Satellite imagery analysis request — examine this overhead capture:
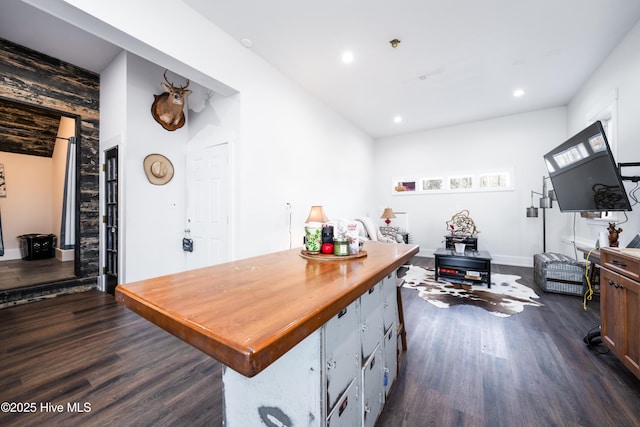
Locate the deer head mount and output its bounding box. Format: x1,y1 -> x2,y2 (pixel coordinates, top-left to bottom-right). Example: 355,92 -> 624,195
151,70 -> 192,131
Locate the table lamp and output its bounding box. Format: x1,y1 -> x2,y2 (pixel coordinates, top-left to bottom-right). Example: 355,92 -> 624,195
381,208 -> 396,225
304,206 -> 329,253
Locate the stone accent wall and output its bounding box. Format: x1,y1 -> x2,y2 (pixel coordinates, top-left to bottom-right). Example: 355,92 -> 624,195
0,37 -> 100,306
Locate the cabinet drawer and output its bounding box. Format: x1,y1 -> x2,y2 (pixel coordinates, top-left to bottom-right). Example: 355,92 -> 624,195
382,287 -> 397,333
361,304 -> 383,363
602,249 -> 640,281
327,379 -> 359,427
381,273 -> 396,299
362,345 -> 383,427
325,300 -> 360,414
383,326 -> 397,397
600,267 -> 622,352
437,255 -> 489,271
360,283 -> 381,318
361,283 -> 383,362
381,274 -> 397,332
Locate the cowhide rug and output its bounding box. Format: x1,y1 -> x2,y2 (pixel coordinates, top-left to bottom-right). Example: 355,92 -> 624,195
401,265 -> 543,317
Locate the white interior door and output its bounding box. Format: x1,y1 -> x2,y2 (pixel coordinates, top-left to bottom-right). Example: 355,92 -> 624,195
186,142 -> 229,269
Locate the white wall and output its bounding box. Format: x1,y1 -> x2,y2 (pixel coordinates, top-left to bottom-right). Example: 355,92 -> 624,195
564,20 -> 640,254
0,152 -> 53,259
89,2 -> 375,282
99,50 -> 127,280
374,108 -> 567,266
373,19 -> 640,266
46,0 -> 640,274
122,54 -> 190,281
232,72 -> 375,257
101,52 -> 225,283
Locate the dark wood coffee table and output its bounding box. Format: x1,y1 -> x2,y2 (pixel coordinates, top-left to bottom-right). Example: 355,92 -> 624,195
434,248 -> 492,288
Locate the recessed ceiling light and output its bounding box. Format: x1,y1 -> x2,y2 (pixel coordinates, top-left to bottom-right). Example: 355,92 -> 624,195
240,38 -> 253,48
342,51 -> 354,64
393,116 -> 403,123
513,88 -> 525,97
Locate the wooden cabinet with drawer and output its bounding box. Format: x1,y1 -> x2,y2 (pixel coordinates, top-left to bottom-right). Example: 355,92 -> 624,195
600,248 -> 640,379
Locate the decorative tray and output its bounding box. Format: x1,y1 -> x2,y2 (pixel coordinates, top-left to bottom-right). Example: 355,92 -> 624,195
299,249 -> 367,261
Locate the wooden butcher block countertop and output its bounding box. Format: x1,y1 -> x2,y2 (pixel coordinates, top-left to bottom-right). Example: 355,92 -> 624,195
115,241 -> 419,377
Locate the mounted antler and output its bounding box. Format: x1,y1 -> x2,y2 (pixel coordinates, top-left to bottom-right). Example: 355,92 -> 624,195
163,69 -> 190,91
151,70 -> 192,131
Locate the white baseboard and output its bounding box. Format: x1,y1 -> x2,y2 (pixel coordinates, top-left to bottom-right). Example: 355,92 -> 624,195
0,248 -> 22,261
56,248 -> 75,262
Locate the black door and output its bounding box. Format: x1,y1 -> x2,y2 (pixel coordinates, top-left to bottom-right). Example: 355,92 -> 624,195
104,147 -> 118,294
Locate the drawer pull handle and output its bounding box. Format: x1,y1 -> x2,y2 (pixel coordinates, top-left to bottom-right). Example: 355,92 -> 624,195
338,308 -> 347,319
611,260 -> 628,268
608,279 -> 622,289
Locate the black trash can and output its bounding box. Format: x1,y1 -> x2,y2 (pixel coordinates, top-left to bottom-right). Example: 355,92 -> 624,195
18,234 -> 56,260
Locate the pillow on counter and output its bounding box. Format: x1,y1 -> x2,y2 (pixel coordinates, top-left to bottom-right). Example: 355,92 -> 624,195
327,218 -> 368,240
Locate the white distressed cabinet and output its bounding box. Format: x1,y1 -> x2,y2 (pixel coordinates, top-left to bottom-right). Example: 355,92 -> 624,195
325,300 -> 360,417
222,270 -> 401,426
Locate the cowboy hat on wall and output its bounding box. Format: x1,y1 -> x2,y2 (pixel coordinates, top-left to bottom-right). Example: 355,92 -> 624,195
143,153 -> 174,185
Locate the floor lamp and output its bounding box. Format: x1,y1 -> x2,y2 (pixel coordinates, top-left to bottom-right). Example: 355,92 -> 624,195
526,176 -> 556,252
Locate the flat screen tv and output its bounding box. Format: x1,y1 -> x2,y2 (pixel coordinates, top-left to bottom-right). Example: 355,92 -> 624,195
543,121 -> 631,212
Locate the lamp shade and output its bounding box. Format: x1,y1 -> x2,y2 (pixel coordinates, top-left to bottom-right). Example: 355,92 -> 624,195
380,208 -> 396,220
526,206 -> 539,218
539,196 -> 552,209
305,206 -> 329,224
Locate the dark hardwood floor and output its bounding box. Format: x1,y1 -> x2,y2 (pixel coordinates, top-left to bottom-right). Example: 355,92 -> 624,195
0,258 -> 75,291
1,256 -> 639,426
379,258 -> 640,427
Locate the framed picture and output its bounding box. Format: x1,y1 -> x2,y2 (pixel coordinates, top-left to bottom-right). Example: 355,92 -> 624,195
0,163 -> 5,197
392,168 -> 513,195
449,175 -> 473,190
421,177 -> 444,191
392,179 -> 416,194
479,171 -> 510,189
